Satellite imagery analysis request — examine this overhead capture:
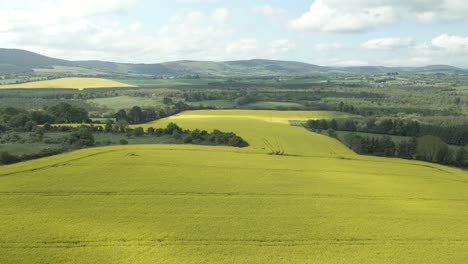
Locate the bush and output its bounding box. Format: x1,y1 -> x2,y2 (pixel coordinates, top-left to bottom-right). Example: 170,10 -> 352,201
0,152 -> 20,165
120,139 -> 129,145
67,127 -> 95,147
183,136 -> 193,143
134,127 -> 144,136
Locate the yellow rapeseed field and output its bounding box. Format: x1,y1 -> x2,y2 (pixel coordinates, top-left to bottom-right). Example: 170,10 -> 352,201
1,110 -> 467,263
0,77 -> 135,90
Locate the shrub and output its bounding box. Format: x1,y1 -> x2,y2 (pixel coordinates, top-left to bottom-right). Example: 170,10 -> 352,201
0,152 -> 20,165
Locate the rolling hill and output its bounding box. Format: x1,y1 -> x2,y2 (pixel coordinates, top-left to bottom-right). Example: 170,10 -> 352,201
0,48 -> 466,76
1,110 -> 467,263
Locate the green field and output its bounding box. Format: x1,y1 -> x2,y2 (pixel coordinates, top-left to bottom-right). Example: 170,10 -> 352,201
1,110 -> 468,263
245,101 -> 305,109
114,78 -> 220,87
185,99 -> 236,108
0,78 -> 135,90
88,96 -> 165,110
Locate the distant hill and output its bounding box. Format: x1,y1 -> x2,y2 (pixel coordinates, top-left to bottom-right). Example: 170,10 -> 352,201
0,49 -> 70,73
0,48 -> 465,76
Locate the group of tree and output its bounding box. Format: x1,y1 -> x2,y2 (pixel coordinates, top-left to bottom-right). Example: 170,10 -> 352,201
46,122 -> 248,148
145,123 -> 248,147
114,102 -> 192,124
333,101 -> 458,117
0,148 -> 64,165
306,118 -> 468,146
339,133 -> 466,167
1,122 -> 248,165
0,103 -> 90,132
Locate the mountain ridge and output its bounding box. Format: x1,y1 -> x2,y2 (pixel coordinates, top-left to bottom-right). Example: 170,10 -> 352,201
0,48 -> 465,76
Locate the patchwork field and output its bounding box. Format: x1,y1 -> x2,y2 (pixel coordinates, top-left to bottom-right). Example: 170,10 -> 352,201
0,77 -> 135,90
88,95 -> 165,110
1,110 -> 468,263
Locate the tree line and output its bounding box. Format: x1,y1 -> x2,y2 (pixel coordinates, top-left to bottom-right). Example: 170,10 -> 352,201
306,118 -> 468,146
0,103 -> 90,132
1,123 -> 248,165
342,134 -> 466,167
306,119 -> 467,167
113,102 -> 197,124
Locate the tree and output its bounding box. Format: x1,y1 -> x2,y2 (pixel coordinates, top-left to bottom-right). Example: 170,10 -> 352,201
166,122 -> 182,135
47,103 -> 88,123
105,121 -> 113,133
381,136 -> 396,157
163,97 -> 173,105
114,109 -> 128,122
329,119 -> 338,130
396,139 -> 416,159
415,136 -> 449,163
344,120 -> 357,131
113,120 -> 129,133
128,106 -> 143,124
67,127 -> 95,147
133,127 -> 144,136
345,134 -> 365,154
7,114 -> 31,129
0,152 -> 20,165
227,135 -> 248,147
327,129 -> 338,138
183,135 -> 193,143
455,147 -> 467,167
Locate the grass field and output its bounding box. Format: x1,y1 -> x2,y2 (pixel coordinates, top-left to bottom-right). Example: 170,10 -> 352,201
185,99 -> 236,108
1,110 -> 468,263
245,101 -> 305,109
0,78 -> 135,90
114,78 -> 220,87
88,96 -> 164,110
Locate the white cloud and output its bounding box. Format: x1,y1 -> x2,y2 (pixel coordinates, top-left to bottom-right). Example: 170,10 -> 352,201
290,0 -> 468,33
313,43 -> 342,51
254,5 -> 288,20
289,0 -> 398,33
175,0 -> 220,3
0,2 -> 298,63
380,35 -> 468,67
0,4 -> 246,63
330,59 -> 369,67
226,39 -> 259,59
269,39 -> 295,55
362,37 -> 416,50
431,34 -> 468,54
211,8 -> 230,22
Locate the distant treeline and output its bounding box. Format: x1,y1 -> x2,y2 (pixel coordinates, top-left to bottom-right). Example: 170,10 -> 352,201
0,103 -> 90,132
305,119 -> 467,167
0,101 -> 207,133
342,134 -> 466,167
306,118 -> 468,146
113,102 -> 193,124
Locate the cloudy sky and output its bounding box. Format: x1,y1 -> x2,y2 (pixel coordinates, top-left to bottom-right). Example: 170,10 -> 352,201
1,0 -> 468,67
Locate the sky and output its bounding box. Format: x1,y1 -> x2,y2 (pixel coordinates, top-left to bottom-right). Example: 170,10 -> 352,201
1,0 -> 468,67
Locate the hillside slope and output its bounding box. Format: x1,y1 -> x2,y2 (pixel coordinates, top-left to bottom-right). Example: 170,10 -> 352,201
1,110 -> 467,263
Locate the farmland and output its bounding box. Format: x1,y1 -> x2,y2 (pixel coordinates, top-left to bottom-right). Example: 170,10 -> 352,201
1,110 -> 467,263
0,77 -> 135,90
